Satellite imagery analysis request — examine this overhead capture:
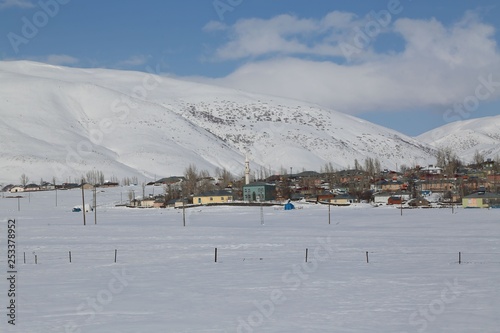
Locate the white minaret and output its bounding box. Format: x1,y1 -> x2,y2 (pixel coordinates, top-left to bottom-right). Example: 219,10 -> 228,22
245,155 -> 250,185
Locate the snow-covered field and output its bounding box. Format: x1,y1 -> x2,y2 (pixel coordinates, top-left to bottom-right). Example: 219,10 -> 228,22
1,187 -> 500,333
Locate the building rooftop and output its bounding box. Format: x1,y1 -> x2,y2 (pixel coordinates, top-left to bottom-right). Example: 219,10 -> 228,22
195,190 -> 233,197
464,192 -> 500,199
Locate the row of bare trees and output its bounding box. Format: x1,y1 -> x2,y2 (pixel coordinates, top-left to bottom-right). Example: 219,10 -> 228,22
180,164 -> 235,197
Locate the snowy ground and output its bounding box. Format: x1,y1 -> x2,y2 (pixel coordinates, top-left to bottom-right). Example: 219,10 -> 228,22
1,187 -> 500,333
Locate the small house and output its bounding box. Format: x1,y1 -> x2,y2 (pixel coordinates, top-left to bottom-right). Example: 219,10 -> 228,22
373,191 -> 410,205
40,182 -> 56,191
101,181 -> 119,188
166,199 -> 188,208
193,190 -> 233,205
381,180 -> 405,192
316,192 -> 335,203
388,196 -> 403,205
330,194 -> 356,206
373,192 -> 392,204
24,184 -> 40,192
462,192 -> 500,208
81,183 -> 95,190
153,197 -> 166,208
61,183 -> 80,190
9,186 -> 24,193
2,184 -> 14,192
140,198 -> 156,208
420,165 -> 443,175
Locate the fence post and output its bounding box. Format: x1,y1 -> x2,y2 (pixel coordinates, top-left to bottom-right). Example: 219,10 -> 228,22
69,251 -> 72,263
114,249 -> 117,263
305,248 -> 308,263
23,252 -> 26,264
459,252 -> 461,264
366,251 -> 369,264
35,255 -> 38,265
215,248 -> 218,263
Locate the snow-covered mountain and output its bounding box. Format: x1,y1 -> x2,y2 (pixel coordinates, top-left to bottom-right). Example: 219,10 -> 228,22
417,115 -> 500,163
0,61 -> 435,184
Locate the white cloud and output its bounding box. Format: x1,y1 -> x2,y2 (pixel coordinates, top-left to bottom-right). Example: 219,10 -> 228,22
205,11 -> 382,61
44,54 -> 79,66
0,0 -> 34,9
203,20 -> 227,32
5,54 -> 80,66
202,11 -> 500,114
117,55 -> 150,67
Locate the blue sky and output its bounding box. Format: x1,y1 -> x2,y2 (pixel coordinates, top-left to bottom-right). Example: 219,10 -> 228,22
1,0 -> 500,136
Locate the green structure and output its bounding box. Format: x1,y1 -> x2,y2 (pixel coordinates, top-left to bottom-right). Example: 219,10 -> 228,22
462,192 -> 500,208
243,182 -> 276,202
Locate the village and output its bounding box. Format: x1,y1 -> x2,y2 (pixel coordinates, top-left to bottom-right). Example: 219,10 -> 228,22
2,153 -> 500,210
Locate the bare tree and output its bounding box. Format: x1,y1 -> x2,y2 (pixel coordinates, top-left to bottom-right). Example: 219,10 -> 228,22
473,150 -> 485,167
322,162 -> 336,190
354,159 -> 361,171
182,164 -> 199,196
399,164 -> 410,175
86,170 -> 105,185
436,147 -> 462,176
198,169 -> 215,194
374,158 -> 381,175
20,173 -> 29,186
322,162 -> 335,174
494,155 -> 500,173
216,168 -> 233,189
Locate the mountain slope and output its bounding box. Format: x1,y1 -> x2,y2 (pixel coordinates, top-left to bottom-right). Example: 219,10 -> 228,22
0,61 -> 435,184
417,115 -> 500,162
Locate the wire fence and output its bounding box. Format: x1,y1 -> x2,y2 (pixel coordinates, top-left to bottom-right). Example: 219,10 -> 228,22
2,248 -> 500,266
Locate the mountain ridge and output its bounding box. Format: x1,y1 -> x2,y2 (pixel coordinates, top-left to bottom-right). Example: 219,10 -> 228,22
0,60 -> 438,184
417,115 -> 500,162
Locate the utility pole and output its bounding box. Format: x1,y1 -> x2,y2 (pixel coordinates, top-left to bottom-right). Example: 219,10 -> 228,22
328,203 -> 331,225
94,186 -> 97,225
182,199 -> 186,227
53,177 -> 57,207
81,181 -> 86,226
400,194 -> 403,216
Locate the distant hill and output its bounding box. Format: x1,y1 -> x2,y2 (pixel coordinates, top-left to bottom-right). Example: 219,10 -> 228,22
0,61 -> 436,183
417,115 -> 500,163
